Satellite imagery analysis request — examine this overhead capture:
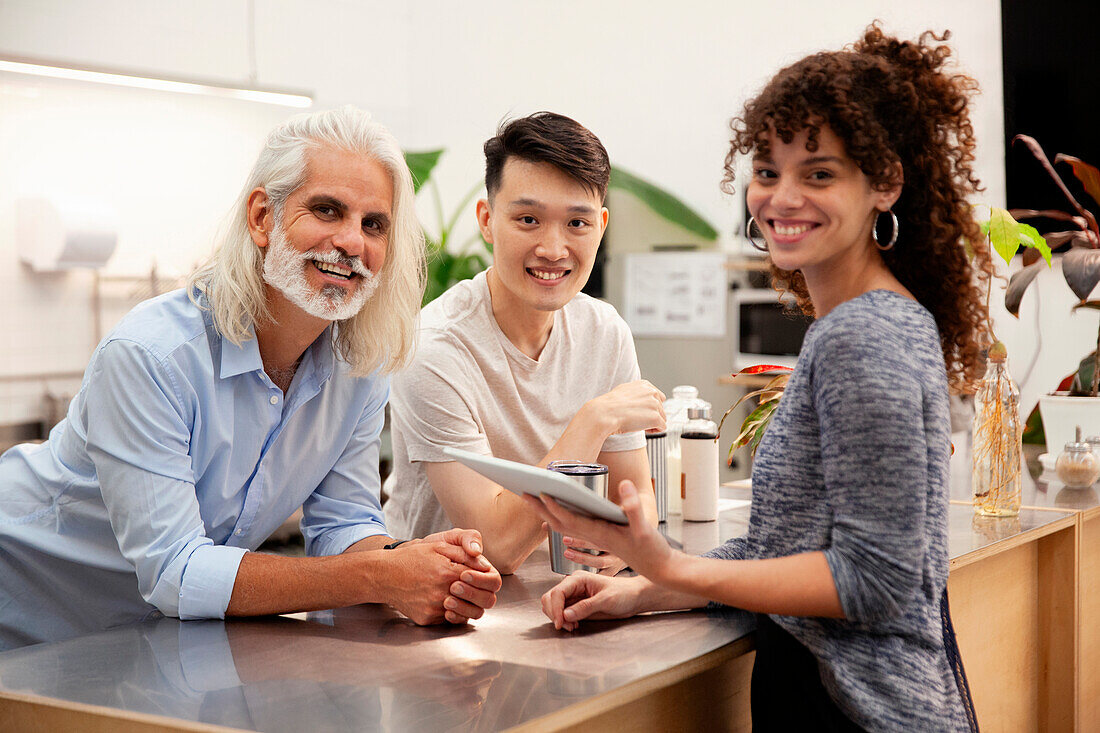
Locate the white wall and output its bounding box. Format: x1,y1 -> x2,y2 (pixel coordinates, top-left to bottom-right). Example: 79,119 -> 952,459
3,0 -> 1067,428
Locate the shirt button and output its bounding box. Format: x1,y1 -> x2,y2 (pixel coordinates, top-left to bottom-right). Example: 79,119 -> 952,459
235,529 -> 242,535
270,395 -> 279,405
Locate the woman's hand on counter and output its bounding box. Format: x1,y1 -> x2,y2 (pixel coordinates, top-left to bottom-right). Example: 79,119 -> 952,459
525,479 -> 676,584
542,573 -> 647,630
541,572 -> 707,631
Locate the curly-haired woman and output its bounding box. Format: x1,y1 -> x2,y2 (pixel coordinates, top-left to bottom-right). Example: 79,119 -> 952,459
526,24 -> 993,732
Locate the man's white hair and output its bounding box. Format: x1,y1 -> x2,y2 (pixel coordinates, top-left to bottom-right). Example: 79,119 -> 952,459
188,105 -> 424,376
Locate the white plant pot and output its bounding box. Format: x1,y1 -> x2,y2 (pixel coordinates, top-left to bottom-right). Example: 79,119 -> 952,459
1039,392 -> 1100,454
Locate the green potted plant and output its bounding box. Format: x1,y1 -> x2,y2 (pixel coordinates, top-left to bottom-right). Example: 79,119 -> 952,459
991,135 -> 1100,455
404,150 -> 491,306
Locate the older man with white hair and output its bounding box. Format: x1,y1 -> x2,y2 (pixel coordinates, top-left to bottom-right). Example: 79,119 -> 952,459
0,107 -> 500,650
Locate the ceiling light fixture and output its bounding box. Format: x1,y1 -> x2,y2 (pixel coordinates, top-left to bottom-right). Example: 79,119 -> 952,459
0,56 -> 313,108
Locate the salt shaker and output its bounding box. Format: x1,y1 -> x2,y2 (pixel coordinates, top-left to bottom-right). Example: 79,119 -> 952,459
1055,426 -> 1100,488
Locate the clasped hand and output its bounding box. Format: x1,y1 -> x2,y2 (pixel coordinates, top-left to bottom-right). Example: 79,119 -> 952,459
391,528 -> 502,625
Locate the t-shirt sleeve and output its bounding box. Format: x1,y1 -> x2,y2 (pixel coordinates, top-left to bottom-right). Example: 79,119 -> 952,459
813,323 -> 930,623
389,332 -> 491,463
599,316 -> 647,453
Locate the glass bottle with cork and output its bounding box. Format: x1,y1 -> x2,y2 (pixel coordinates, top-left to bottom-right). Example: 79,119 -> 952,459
971,341 -> 1022,516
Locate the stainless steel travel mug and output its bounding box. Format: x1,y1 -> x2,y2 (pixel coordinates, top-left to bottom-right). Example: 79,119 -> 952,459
546,461 -> 609,574
646,431 -> 667,523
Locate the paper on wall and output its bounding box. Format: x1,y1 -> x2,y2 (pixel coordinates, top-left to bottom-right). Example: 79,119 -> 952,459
623,251 -> 727,338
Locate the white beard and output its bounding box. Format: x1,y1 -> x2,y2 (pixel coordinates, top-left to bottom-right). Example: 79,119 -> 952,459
262,222 -> 380,322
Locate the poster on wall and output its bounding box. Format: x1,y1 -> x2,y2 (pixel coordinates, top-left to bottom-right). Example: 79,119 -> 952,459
623,251 -> 726,338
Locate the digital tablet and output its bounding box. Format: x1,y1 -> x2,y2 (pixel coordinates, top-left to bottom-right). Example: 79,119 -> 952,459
442,447 -> 628,524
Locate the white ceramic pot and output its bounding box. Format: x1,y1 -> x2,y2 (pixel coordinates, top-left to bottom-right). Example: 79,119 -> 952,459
1039,392 -> 1100,455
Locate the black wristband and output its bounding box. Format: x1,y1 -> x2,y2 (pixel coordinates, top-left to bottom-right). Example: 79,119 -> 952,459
383,539 -> 409,550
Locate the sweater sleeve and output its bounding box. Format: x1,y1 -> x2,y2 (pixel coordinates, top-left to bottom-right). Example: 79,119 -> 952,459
813,323 -> 929,623
702,536 -> 748,560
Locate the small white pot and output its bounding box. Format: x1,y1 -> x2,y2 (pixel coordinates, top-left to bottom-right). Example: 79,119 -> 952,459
1039,392 -> 1100,454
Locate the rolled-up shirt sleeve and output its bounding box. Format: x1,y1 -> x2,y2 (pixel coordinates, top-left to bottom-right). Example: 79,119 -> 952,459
813,326 -> 927,623
301,374 -> 391,556
82,340 -> 246,620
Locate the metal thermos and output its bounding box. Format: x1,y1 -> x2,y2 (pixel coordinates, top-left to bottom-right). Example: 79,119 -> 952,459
546,461 -> 609,574
646,431 -> 668,522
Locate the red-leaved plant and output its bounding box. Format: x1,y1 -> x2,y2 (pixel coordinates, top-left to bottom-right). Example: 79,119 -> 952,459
718,364 -> 794,466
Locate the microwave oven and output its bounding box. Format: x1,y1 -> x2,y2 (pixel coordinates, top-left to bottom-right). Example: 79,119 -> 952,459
731,288 -> 813,370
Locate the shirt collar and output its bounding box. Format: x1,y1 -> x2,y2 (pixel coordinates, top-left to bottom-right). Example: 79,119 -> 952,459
219,325 -> 264,379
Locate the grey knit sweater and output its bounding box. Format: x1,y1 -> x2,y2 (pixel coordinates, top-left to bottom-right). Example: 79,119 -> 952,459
706,290 -> 968,731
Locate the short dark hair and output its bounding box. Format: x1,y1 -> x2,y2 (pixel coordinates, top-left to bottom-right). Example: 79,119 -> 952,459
484,112 -> 611,202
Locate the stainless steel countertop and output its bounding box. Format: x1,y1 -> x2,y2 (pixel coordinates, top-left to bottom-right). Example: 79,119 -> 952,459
0,485 -> 1075,732
0,513 -> 754,733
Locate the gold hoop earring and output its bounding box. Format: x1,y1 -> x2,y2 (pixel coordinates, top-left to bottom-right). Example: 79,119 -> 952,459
745,217 -> 768,252
873,210 -> 899,251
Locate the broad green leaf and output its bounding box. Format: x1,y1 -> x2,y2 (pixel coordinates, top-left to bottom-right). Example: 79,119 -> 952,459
1016,223 -> 1053,265
609,165 -> 718,240
987,206 -> 1020,265
404,149 -> 444,194
979,220 -> 990,237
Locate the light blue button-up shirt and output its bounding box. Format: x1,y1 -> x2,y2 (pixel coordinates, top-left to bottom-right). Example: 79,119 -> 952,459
0,289 -> 389,648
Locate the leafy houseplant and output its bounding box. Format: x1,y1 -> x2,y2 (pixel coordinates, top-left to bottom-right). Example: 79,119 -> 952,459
404,150 -> 491,306
403,150 -> 720,306
982,135 -> 1100,455
994,135 -> 1100,396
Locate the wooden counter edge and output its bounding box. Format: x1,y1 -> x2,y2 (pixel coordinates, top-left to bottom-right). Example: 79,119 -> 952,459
947,505 -> 1077,572
505,634 -> 756,733
0,688 -> 248,733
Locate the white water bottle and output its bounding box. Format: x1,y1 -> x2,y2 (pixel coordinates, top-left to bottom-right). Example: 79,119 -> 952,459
681,405 -> 718,522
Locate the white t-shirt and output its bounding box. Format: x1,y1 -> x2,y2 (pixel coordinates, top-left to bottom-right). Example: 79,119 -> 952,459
383,270 -> 645,539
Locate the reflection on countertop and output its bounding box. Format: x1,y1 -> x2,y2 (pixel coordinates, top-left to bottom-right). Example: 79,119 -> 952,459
0,527 -> 753,733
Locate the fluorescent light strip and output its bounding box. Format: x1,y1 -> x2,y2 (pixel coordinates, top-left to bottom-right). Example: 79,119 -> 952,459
0,59 -> 312,108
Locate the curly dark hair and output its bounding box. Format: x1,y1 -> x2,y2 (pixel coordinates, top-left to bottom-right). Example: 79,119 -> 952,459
723,23 -> 994,392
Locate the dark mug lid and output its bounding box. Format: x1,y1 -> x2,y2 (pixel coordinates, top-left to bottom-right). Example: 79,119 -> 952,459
547,460 -> 608,476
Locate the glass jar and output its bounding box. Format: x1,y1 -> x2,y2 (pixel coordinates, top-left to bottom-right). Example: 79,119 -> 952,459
971,345 -> 1022,516
1055,428 -> 1100,488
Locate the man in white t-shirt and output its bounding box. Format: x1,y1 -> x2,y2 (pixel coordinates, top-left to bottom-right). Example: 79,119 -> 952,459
384,112 -> 665,574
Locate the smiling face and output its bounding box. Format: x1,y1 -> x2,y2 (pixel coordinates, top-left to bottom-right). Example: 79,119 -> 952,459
477,157 -> 608,317
746,126 -> 898,279
253,146 -> 393,324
